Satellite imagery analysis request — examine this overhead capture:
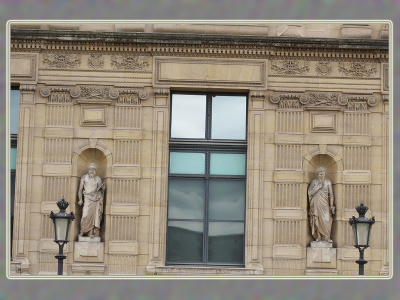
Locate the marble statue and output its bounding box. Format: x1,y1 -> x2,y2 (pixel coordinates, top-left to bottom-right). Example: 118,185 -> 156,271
307,167 -> 335,242
78,163 -> 105,238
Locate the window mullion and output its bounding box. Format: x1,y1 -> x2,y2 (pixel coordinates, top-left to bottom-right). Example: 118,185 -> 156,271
206,93 -> 212,140
203,150 -> 210,263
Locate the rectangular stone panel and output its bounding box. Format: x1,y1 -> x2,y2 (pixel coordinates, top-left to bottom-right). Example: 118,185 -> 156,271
112,166 -> 140,177
80,106 -> 107,126
43,164 -> 72,176
109,241 -> 138,255
274,170 -> 303,182
273,245 -> 302,259
73,241 -> 105,263
110,204 -> 139,216
310,113 -> 337,132
155,58 -> 266,87
11,53 -> 38,82
273,208 -> 302,219
343,171 -> 371,183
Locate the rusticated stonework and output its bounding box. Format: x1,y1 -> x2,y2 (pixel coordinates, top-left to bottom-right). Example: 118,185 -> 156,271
43,53 -> 81,68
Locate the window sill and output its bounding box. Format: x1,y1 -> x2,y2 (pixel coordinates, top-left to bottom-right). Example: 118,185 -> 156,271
146,265 -> 263,276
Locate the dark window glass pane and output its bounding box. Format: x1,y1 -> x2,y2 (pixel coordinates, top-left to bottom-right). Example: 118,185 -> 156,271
10,148 -> 17,170
171,94 -> 206,139
208,222 -> 244,263
211,95 -> 246,140
209,180 -> 246,220
168,179 -> 205,219
170,152 -> 205,174
11,90 -> 20,135
210,153 -> 246,175
167,221 -> 203,262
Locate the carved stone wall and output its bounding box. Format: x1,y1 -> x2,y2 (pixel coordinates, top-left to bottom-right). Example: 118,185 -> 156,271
9,23 -> 390,277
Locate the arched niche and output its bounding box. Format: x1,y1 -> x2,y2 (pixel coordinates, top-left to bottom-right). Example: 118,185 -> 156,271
304,151 -> 343,247
72,145 -> 110,242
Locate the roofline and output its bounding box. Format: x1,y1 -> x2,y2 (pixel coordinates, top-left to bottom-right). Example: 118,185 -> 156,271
10,29 -> 389,50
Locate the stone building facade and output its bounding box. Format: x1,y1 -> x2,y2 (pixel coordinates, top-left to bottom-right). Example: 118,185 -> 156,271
8,22 -> 390,277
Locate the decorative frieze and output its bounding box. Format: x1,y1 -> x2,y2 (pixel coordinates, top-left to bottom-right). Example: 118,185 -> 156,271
382,63 -> 389,91
315,61 -> 333,76
111,55 -> 150,70
87,54 -> 105,69
338,62 -> 377,77
80,86 -> 110,100
271,60 -> 310,75
270,93 -> 309,106
40,86 -> 80,102
42,53 -> 81,68
308,92 -> 339,108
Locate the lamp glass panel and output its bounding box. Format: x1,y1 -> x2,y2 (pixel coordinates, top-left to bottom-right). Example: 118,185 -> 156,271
54,218 -> 69,241
356,222 -> 370,246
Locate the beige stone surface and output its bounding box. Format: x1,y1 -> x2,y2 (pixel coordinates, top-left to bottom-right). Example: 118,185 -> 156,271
9,22 -> 390,277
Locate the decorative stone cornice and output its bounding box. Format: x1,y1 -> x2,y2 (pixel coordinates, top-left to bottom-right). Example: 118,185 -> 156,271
20,85 -> 37,92
153,88 -> 170,96
11,29 -> 389,50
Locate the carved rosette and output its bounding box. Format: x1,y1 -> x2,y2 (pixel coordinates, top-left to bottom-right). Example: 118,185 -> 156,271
87,54 -> 105,69
109,88 -> 120,100
111,55 -> 150,70
271,60 -> 310,75
338,62 -> 377,77
70,87 -> 81,98
315,62 -> 333,76
43,53 -> 81,68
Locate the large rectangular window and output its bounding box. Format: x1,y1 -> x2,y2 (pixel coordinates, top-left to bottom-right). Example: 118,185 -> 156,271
166,92 -> 247,266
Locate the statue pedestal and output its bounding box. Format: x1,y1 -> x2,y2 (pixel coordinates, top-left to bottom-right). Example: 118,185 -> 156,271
305,241 -> 338,275
74,236 -> 104,263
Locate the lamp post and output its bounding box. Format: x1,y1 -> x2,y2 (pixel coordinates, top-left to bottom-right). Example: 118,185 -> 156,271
349,202 -> 375,275
49,196 -> 75,275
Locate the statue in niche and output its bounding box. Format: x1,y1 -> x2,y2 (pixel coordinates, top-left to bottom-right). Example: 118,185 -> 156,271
78,163 -> 105,238
307,167 -> 335,242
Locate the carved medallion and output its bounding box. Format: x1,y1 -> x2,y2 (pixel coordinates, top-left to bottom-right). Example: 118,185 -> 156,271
80,86 -> 110,99
338,62 -> 377,77
315,62 -> 332,76
111,55 -> 150,70
43,53 -> 81,68
88,54 -> 105,69
271,60 -> 309,75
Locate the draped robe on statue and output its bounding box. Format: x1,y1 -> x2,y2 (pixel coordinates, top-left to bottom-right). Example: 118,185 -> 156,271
308,179 -> 332,240
80,174 -> 104,236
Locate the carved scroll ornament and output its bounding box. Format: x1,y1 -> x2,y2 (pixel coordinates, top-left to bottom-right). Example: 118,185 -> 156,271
43,53 -> 81,68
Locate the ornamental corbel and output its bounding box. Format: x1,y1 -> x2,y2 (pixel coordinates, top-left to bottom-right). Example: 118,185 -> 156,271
20,85 -> 37,92
250,91 -> 267,100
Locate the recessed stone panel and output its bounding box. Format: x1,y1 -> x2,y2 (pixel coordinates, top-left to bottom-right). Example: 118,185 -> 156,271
273,245 -> 302,259
11,53 -> 38,82
310,113 -> 337,132
112,166 -> 140,177
155,58 -> 266,87
80,106 -> 107,126
109,241 -> 138,255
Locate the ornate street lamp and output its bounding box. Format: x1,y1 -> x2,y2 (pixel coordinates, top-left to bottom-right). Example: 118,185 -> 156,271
349,202 -> 375,275
49,196 -> 75,275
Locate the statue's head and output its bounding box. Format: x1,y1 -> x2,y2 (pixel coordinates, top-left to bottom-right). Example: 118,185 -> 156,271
317,167 -> 325,180
88,163 -> 97,177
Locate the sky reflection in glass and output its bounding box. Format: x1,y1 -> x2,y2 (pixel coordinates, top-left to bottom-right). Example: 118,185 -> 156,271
171,94 -> 206,139
211,95 -> 246,140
